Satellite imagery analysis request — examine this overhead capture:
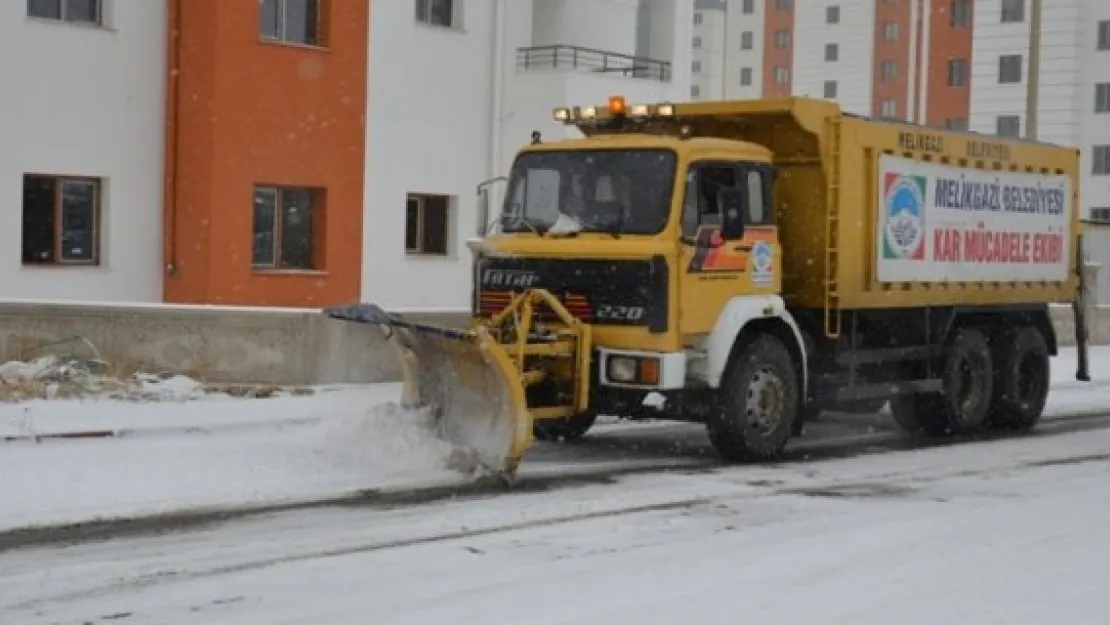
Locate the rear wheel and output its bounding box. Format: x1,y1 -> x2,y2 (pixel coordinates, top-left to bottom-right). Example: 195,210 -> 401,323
989,325 -> 1050,431
890,325 -> 994,436
706,334 -> 799,462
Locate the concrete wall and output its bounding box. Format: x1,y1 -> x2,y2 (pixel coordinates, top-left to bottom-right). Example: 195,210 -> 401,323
0,301 -> 1104,387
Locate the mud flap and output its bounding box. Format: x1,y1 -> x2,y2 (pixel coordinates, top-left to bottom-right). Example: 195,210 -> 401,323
324,304 -> 533,480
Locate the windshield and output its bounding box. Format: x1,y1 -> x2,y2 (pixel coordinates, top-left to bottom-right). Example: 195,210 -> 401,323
499,149 -> 676,236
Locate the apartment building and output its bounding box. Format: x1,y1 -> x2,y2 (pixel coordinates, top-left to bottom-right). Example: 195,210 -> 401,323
691,0 -> 1110,235
1,0 -> 692,310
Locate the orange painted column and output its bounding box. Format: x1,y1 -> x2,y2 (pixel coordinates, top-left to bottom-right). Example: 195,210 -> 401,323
163,0 -> 369,307
761,0 -> 795,97
924,0 -> 973,128
872,0 -> 913,119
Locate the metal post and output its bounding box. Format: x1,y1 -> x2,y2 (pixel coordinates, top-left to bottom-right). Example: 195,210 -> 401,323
1025,0 -> 1042,140
1074,233 -> 1091,382
720,0 -> 730,98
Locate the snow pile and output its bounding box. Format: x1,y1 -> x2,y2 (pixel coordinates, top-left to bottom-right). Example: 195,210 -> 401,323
316,401 -> 475,479
0,355 -> 306,404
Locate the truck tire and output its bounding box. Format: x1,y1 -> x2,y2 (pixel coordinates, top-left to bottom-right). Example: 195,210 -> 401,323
533,412 -> 597,442
706,334 -> 799,462
889,326 -> 994,436
988,325 -> 1050,431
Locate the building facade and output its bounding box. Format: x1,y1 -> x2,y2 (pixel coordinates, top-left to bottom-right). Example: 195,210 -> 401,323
691,0 -> 1110,227
2,0 -> 692,310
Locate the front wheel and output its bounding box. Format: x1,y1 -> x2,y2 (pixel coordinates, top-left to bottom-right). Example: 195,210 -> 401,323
706,334 -> 800,462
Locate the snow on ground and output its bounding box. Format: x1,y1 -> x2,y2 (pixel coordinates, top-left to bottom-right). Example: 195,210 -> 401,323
2,347 -> 1110,534
2,423 -> 1109,624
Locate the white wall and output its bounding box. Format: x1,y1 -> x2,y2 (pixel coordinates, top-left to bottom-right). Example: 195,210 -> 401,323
691,4 -> 727,100
1035,0 -> 1084,148
532,0 -> 640,57
0,1 -> 165,302
691,0 -> 764,101
362,0 -> 496,311
792,0 -> 874,116
1080,3 -> 1110,219
969,0 -> 1029,136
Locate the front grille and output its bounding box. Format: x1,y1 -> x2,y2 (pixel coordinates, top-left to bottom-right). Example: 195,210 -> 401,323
478,291 -> 594,322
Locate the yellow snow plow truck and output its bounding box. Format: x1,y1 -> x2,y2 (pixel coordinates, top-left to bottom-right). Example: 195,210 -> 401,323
326,95 -> 1091,480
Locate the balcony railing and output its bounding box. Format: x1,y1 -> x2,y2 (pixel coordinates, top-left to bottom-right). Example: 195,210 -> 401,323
516,45 -> 671,82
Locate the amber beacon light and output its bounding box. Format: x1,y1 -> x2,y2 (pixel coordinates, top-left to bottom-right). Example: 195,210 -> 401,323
608,95 -> 627,116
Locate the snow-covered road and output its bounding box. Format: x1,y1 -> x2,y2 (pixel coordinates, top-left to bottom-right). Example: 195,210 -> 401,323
3,347 -> 1110,623
4,422 -> 1109,624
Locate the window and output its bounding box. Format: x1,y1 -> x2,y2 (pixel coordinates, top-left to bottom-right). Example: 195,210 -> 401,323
22,174 -> 100,266
694,12 -> 703,25
1098,83 -> 1110,113
946,118 -> 969,131
1090,207 -> 1110,223
693,36 -> 702,48
948,58 -> 968,86
825,43 -> 838,61
260,0 -> 321,46
742,0 -> 755,13
27,0 -> 101,24
504,151 -> 676,236
883,22 -> 898,41
774,66 -> 790,84
406,193 -> 452,255
1095,146 -> 1110,175
774,29 -> 791,48
824,80 -> 837,98
776,0 -> 793,10
691,85 -> 701,98
950,0 -> 972,28
739,67 -> 753,85
999,54 -> 1022,83
882,60 -> 898,80
827,6 -> 840,23
1100,21 -> 1110,50
879,98 -> 897,119
415,0 -> 456,28
692,61 -> 702,73
996,115 -> 1021,137
252,185 -> 322,270
1001,0 -> 1024,23
741,31 -> 754,50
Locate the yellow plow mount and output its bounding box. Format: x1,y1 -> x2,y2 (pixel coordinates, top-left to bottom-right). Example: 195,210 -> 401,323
323,289 -> 593,481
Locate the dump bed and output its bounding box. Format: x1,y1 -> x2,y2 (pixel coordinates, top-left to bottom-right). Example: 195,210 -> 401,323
583,97 -> 1082,315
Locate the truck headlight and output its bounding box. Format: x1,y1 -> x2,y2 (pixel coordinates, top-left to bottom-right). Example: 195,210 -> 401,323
608,356 -> 638,382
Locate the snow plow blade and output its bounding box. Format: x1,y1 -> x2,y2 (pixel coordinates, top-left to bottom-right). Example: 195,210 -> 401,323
324,293 -> 594,481
324,303 -> 531,479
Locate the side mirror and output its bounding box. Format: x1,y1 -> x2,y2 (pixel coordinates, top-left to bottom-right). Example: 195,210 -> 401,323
475,176 -> 508,237
476,189 -> 491,237
718,188 -> 746,240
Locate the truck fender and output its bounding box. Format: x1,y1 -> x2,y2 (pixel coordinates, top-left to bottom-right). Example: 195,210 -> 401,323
703,295 -> 808,397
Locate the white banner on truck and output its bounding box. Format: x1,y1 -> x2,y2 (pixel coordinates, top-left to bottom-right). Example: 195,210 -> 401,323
876,154 -> 1071,283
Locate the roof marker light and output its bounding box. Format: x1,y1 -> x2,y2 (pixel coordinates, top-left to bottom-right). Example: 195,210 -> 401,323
608,95 -> 627,115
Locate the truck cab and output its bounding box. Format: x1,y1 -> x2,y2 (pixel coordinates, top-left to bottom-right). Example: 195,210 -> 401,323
472,96 -> 807,458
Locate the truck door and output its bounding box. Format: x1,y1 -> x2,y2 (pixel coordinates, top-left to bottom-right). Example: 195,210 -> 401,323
678,160 -> 779,335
